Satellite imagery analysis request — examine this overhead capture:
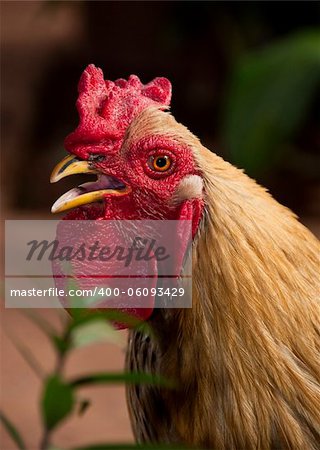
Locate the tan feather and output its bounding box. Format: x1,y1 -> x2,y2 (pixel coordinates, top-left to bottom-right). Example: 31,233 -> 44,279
126,108 -> 320,449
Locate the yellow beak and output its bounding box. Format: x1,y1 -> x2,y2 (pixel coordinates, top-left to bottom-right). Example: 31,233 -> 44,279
50,155 -> 131,214
50,155 -> 97,183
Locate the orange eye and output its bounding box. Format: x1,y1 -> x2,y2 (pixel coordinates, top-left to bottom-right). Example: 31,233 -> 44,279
149,155 -> 172,172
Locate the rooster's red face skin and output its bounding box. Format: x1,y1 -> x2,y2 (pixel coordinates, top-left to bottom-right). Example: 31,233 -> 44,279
52,64 -> 203,225
51,65 -> 204,325
82,135 -> 200,223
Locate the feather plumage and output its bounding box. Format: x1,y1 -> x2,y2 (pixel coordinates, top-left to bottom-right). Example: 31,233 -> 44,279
126,110 -> 320,450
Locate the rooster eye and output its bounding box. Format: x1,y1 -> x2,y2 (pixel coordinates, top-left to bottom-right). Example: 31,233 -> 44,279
148,155 -> 172,172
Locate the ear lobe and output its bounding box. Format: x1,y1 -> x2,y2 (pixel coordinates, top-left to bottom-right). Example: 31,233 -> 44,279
173,175 -> 203,203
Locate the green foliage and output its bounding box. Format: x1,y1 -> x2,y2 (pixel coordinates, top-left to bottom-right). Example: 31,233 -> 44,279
224,30 -> 320,175
0,412 -> 26,450
70,371 -> 175,389
2,307 -> 176,450
69,309 -> 154,338
42,375 -> 75,431
71,319 -> 121,348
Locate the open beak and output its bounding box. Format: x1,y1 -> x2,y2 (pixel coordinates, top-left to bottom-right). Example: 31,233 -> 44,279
50,155 -> 131,213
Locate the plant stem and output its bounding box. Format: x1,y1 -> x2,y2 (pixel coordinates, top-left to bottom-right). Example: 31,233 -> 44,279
39,429 -> 50,450
39,324 -> 71,449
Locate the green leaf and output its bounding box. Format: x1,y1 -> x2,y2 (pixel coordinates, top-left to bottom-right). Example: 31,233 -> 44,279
0,411 -> 26,450
71,319 -> 122,349
42,375 -> 75,431
63,278 -> 147,330
68,309 -> 154,337
223,30 -> 320,175
70,371 -> 175,389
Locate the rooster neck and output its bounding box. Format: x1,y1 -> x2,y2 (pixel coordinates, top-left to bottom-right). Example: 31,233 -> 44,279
126,149 -> 320,449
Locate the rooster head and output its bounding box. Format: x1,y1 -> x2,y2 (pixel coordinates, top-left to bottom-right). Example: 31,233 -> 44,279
51,65 -> 203,229
50,65 -> 204,324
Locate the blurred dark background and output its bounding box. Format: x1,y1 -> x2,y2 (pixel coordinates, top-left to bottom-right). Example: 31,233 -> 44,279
1,1 -> 320,218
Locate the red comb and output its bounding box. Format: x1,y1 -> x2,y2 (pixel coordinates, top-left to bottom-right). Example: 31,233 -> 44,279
64,64 -> 171,156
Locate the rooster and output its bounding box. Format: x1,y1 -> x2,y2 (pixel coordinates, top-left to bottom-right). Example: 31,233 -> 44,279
51,65 -> 320,450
